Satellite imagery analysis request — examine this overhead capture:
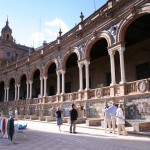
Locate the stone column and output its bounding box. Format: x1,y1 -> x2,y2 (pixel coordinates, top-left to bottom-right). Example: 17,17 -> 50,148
17,84 -> 20,100
15,85 -> 17,100
43,76 -> 47,97
26,81 -> 29,99
4,87 -> 7,101
56,71 -> 60,95
85,61 -> 90,90
40,77 -> 43,97
78,63 -> 83,91
118,47 -> 126,84
29,80 -> 33,99
108,50 -> 116,85
61,70 -> 66,94
7,87 -> 9,101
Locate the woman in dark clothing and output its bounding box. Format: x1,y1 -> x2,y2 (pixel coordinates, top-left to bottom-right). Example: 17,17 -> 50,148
70,104 -> 78,133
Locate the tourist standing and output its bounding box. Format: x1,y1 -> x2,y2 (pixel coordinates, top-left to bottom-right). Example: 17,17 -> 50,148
107,101 -> 117,134
8,116 -> 15,144
104,106 -> 111,133
116,103 -> 127,135
55,107 -> 63,132
70,104 -> 78,133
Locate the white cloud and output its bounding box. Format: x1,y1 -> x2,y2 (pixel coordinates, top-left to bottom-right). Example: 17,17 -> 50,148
31,18 -> 69,48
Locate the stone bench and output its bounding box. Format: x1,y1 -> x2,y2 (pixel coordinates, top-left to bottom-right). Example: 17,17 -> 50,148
133,122 -> 150,132
86,118 -> 103,126
30,115 -> 39,120
24,115 -> 30,119
66,118 -> 86,124
45,116 -> 56,122
39,116 -> 46,121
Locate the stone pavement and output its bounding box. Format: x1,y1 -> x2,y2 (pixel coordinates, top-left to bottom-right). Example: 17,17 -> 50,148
0,120 -> 150,150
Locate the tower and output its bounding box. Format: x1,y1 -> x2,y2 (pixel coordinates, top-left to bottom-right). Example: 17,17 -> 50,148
1,18 -> 13,42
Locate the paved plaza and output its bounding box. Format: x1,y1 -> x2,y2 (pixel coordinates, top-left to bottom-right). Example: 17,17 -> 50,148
0,120 -> 150,150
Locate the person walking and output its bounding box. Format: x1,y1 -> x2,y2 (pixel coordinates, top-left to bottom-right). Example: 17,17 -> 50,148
55,107 -> 63,132
116,103 -> 127,135
70,104 -> 78,134
107,101 -> 117,134
104,105 -> 111,133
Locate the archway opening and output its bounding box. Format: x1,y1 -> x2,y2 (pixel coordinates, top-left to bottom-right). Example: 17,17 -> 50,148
0,81 -> 4,102
20,74 -> 27,100
47,63 -> 57,96
9,78 -> 15,101
32,69 -> 40,98
124,14 -> 150,81
65,53 -> 78,93
89,38 -> 110,88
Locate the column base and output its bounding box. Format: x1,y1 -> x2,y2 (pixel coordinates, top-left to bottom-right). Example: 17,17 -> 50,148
110,82 -> 116,86
78,89 -> 83,92
119,80 -> 126,84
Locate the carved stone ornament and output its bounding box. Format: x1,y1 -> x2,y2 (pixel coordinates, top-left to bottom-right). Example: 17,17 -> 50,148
111,26 -> 117,36
95,88 -> 102,98
137,80 -> 147,93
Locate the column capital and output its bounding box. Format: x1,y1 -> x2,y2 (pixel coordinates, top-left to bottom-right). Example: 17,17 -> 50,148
60,69 -> 66,74
84,61 -> 90,66
40,77 -> 43,80
78,62 -> 84,68
29,80 -> 33,84
56,70 -> 61,75
117,46 -> 125,53
43,76 -> 48,80
108,50 -> 116,56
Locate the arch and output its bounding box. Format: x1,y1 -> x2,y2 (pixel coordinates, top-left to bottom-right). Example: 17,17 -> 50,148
85,30 -> 113,58
0,81 -> 5,102
117,4 -> 150,42
29,68 -> 41,80
9,78 -> 15,101
0,80 -> 5,87
61,47 -> 80,68
44,59 -> 58,76
18,73 -> 27,84
8,77 -> 15,86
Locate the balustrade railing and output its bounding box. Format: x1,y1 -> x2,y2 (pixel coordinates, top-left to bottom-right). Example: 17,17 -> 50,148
1,79 -> 150,112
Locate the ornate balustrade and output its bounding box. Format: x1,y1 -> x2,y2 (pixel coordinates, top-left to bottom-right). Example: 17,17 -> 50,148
0,79 -> 150,118
30,98 -> 40,104
125,79 -> 150,95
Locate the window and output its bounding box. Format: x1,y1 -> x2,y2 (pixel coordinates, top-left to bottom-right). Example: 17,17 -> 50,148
136,62 -> 150,80
7,52 -> 11,57
106,72 -> 111,86
16,53 -> 19,58
49,86 -> 55,96
65,82 -> 71,93
7,34 -> 9,40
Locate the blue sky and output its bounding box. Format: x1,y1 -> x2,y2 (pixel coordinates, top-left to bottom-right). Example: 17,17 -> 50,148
0,0 -> 107,48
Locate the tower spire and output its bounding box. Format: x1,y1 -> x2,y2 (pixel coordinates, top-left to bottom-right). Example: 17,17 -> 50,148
6,16 -> 9,26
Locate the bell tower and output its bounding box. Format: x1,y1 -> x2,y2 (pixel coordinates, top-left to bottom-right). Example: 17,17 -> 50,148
1,18 -> 13,42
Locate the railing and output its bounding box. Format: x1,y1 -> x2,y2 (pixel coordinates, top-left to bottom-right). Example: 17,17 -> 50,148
1,79 -> 150,114
125,79 -> 150,95
30,98 -> 40,104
